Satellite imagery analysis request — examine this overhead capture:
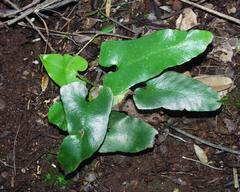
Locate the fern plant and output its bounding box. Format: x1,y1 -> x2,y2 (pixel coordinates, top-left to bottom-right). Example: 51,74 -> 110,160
40,29 -> 221,174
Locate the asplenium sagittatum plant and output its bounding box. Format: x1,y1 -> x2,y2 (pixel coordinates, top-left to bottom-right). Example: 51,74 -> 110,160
40,29 -> 221,174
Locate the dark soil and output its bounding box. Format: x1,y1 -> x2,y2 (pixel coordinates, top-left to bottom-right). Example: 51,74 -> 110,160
1,1 -> 240,192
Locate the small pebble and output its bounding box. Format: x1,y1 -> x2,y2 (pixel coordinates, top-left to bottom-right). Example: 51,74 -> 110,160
21,168 -> 26,174
1,171 -> 8,178
0,98 -> 5,111
32,60 -> 39,65
35,119 -> 44,125
0,131 -> 10,139
22,70 -> 29,76
82,183 -> 94,192
32,38 -> 41,43
85,172 -> 96,183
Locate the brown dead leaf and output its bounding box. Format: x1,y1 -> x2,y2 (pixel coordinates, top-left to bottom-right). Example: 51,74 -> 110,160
176,8 -> 198,30
73,35 -> 91,44
194,144 -> 208,165
41,74 -> 49,92
227,2 -> 237,14
183,71 -> 192,77
215,41 -> 233,63
194,75 -> 233,92
209,37 -> 239,62
82,18 -> 98,29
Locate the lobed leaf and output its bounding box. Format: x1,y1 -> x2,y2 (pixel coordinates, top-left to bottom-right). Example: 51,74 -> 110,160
99,29 -> 213,95
134,71 -> 221,111
48,103 -> 157,154
99,112 -> 158,153
40,54 -> 88,87
58,82 -> 113,173
48,101 -> 67,131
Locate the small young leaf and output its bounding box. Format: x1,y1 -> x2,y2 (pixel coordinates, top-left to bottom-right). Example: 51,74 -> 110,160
99,29 -> 213,95
134,71 -> 221,111
193,144 -> 209,164
58,135 -> 84,173
48,101 -> 67,131
58,82 -> 113,173
101,24 -> 115,33
99,112 -> 158,153
40,54 -> 88,87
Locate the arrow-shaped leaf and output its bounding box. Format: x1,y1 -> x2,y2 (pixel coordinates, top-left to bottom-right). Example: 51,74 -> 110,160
99,29 -> 213,95
48,101 -> 67,131
99,112 -> 158,153
40,54 -> 88,87
58,82 -> 113,173
134,71 -> 221,111
47,104 -> 157,154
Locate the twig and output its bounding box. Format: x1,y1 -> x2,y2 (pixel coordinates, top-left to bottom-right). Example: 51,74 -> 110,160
233,168 -> 239,189
4,0 -> 55,52
99,10 -> 137,34
77,74 -> 96,87
27,17 -> 55,52
53,30 -> 132,39
13,125 -> 20,175
18,22 -> 133,39
179,0 -> 240,25
168,132 -> 188,143
35,12 -> 50,53
76,34 -> 98,55
4,0 -> 59,25
182,156 -> 224,171
167,125 -> 240,155
4,0 -> 78,25
1,0 -> 41,18
46,0 -> 78,10
0,159 -> 14,169
11,124 -> 20,187
198,0 -> 207,4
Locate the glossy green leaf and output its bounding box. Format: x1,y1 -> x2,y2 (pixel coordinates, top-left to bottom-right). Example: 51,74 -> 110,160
99,112 -> 158,153
48,101 -> 67,131
134,71 -> 221,111
99,29 -> 213,95
58,82 -> 113,173
40,54 -> 88,87
101,24 -> 115,33
58,135 -> 85,174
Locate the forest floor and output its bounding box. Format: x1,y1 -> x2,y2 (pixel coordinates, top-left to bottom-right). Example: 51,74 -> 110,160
0,0 -> 240,191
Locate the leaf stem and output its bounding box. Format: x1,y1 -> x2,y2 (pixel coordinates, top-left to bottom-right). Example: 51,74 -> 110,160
77,74 -> 96,87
